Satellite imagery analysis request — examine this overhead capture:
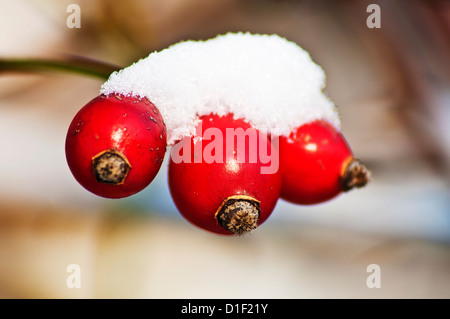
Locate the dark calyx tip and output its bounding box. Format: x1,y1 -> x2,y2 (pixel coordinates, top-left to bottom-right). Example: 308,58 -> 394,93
92,149 -> 131,185
216,195 -> 261,236
340,158 -> 371,192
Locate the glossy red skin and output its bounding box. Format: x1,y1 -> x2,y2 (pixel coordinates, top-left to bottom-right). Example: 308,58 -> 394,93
168,113 -> 281,235
65,94 -> 166,198
279,120 -> 353,205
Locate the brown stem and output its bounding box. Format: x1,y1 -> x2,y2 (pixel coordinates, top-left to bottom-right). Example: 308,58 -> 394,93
215,195 -> 261,235
339,158 -> 371,192
92,149 -> 131,185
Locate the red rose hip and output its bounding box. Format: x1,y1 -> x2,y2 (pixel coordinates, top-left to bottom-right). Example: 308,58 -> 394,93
168,113 -> 281,235
279,120 -> 370,205
65,94 -> 167,198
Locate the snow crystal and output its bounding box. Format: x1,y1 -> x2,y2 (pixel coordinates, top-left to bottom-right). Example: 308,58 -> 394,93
100,32 -> 340,145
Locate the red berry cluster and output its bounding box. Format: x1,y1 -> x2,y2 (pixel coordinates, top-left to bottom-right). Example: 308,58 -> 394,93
66,94 -> 370,236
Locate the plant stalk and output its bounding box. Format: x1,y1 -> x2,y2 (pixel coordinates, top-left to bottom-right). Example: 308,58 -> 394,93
0,56 -> 122,80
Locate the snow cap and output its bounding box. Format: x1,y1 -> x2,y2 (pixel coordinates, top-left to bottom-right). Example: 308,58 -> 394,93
101,32 -> 340,145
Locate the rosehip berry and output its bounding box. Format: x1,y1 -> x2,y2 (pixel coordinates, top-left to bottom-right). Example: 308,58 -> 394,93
279,120 -> 370,205
168,113 -> 281,235
65,94 -> 167,198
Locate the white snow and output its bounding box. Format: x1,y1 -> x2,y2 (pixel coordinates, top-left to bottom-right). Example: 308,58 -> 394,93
100,32 -> 340,145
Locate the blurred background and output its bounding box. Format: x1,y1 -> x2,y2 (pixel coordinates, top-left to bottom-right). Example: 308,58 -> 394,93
0,0 -> 449,298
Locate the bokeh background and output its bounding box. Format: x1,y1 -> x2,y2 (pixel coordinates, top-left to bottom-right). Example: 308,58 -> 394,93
0,0 -> 449,298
